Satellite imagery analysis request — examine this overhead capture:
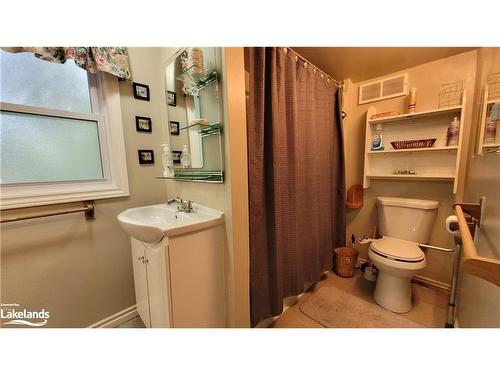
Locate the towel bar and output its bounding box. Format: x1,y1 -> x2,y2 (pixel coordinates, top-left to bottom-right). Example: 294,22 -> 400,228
0,201 -> 95,223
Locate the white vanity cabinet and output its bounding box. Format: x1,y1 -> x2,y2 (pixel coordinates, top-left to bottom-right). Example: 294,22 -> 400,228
130,224 -> 226,328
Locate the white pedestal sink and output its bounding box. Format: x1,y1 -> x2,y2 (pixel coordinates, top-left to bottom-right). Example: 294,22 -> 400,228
117,203 -> 225,327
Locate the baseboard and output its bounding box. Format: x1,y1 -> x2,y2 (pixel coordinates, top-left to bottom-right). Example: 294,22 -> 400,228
412,275 -> 451,295
358,257 -> 451,294
88,305 -> 138,328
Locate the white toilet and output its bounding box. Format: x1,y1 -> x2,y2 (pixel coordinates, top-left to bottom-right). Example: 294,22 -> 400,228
369,196 -> 438,313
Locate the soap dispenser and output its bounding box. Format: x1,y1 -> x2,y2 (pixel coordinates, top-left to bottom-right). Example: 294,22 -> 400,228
181,145 -> 192,169
160,144 -> 175,177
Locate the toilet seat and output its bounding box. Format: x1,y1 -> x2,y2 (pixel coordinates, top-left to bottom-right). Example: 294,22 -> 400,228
370,236 -> 424,262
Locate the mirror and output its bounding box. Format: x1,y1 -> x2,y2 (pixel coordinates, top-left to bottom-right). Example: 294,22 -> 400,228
475,72 -> 500,156
162,47 -> 224,182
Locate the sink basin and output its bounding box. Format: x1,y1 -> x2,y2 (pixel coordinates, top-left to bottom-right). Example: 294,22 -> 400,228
117,203 -> 224,243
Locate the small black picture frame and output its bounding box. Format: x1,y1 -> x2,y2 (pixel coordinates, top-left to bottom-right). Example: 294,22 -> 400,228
172,151 -> 182,164
169,121 -> 180,135
167,90 -> 176,106
138,150 -> 154,164
133,82 -> 150,101
135,116 -> 152,133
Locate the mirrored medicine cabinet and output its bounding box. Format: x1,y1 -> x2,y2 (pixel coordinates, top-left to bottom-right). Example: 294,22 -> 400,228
475,72 -> 500,157
159,47 -> 224,183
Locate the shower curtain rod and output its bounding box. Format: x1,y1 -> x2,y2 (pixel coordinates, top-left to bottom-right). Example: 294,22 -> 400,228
287,47 -> 343,88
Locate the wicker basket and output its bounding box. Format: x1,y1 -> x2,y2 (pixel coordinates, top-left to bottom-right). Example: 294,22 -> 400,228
390,138 -> 436,150
334,247 -> 359,278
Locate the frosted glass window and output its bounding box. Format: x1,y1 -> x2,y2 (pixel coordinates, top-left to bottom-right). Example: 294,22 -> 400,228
0,112 -> 103,183
0,50 -> 92,113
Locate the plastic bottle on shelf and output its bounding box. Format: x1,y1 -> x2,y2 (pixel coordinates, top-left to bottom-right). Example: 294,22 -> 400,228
485,117 -> 497,144
408,87 -> 417,113
160,144 -> 174,177
485,103 -> 500,144
371,124 -> 384,151
446,117 -> 460,146
181,145 -> 192,168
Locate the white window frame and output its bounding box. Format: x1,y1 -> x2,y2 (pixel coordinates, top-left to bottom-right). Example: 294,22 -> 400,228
0,70 -> 129,209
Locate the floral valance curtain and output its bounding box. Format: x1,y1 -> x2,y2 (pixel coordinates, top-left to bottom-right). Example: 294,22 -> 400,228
1,47 -> 131,79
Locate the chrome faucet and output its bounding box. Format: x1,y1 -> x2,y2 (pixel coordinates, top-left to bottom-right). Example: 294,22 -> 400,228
167,196 -> 194,213
167,196 -> 183,205
179,200 -> 193,213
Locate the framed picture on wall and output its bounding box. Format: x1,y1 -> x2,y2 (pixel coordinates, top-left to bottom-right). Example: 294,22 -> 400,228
133,82 -> 150,101
167,90 -> 176,106
169,121 -> 180,135
172,151 -> 182,164
135,116 -> 152,133
138,150 -> 154,164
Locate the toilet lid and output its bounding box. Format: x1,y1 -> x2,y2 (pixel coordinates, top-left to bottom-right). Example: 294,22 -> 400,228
370,236 -> 424,261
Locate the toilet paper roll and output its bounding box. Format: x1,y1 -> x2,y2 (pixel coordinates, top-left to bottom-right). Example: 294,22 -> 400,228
445,215 -> 459,234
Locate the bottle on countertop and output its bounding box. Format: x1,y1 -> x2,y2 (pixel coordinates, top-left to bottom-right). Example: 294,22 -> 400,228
446,117 -> 460,146
181,145 -> 192,168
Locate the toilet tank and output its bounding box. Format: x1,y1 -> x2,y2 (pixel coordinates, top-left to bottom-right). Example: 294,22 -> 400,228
377,196 -> 439,243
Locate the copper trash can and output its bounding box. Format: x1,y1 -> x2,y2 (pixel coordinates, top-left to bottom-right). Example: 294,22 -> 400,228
334,247 -> 359,277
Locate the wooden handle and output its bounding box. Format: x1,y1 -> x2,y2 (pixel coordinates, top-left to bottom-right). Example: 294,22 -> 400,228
455,205 -> 500,287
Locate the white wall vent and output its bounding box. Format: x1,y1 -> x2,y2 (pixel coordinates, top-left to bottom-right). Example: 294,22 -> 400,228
359,73 -> 408,104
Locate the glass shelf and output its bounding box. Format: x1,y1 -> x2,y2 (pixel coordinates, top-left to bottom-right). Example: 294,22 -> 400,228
179,122 -> 222,137
165,47 -> 224,184
156,170 -> 223,183
176,68 -> 218,94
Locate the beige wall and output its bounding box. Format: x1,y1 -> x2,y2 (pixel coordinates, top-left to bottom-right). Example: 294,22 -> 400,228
1,47 -> 249,328
223,48 -> 250,327
158,48 -> 231,216
343,50 -> 478,284
157,48 -> 250,327
458,47 -> 500,327
1,48 -> 169,327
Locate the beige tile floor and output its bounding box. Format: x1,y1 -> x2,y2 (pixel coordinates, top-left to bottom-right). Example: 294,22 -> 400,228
116,270 -> 448,328
272,270 -> 449,328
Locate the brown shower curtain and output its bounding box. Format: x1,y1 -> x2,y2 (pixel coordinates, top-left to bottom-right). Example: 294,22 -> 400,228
246,47 -> 345,326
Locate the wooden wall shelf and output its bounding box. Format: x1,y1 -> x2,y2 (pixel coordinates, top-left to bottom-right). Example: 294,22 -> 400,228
363,91 -> 467,194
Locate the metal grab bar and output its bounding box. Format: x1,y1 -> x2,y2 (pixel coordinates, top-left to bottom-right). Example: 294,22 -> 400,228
0,201 -> 95,223
454,200 -> 500,287
418,243 -> 455,252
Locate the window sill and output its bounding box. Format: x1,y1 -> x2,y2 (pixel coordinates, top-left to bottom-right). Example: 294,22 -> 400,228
0,181 -> 130,210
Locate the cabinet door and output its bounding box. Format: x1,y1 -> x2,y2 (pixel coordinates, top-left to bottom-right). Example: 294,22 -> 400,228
131,238 -> 151,328
168,225 -> 225,327
144,239 -> 171,328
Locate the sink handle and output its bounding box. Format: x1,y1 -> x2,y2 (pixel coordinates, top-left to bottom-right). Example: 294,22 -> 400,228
167,196 -> 184,205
